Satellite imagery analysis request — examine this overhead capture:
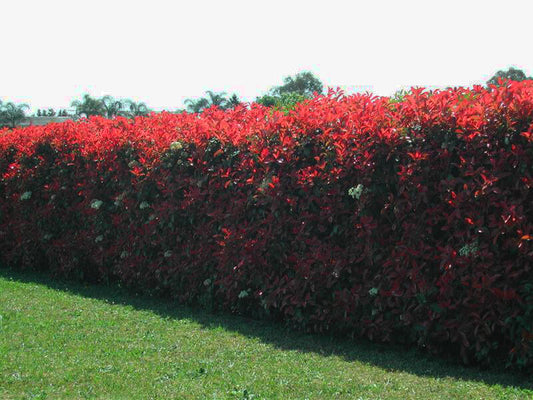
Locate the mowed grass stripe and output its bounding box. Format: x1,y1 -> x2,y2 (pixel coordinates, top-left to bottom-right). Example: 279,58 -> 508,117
0,270 -> 531,399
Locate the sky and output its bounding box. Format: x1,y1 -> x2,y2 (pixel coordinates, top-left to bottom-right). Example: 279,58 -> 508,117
2,0 -> 532,114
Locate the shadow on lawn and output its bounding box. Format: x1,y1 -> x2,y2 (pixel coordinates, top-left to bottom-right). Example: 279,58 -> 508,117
1,267 -> 531,391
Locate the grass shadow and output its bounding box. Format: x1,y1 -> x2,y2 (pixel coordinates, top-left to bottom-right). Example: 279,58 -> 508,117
1,267 -> 531,391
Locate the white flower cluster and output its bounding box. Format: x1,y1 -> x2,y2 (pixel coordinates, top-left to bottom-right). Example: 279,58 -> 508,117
20,191 -> 32,201
348,184 -> 365,200
90,199 -> 103,209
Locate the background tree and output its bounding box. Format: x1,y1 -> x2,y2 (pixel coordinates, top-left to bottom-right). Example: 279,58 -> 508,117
71,95 -> 152,118
205,91 -> 228,108
47,108 -> 56,117
123,100 -> 151,117
272,71 -> 323,97
255,94 -> 278,107
71,94 -> 106,117
184,97 -> 210,113
256,71 -> 323,109
101,96 -> 124,118
184,91 -> 240,113
0,102 -> 29,128
37,109 -> 42,117
487,67 -> 532,86
225,93 -> 241,109
256,92 -> 307,114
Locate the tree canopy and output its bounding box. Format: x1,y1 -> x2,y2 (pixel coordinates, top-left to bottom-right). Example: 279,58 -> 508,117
184,91 -> 241,113
256,92 -> 308,114
271,71 -> 323,97
0,101 -> 29,128
5,72 -> 323,122
256,71 -> 322,111
123,100 -> 150,118
487,67 -> 532,86
71,95 -> 151,118
71,94 -> 106,118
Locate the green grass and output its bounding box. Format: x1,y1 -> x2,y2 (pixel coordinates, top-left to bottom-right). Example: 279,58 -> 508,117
0,269 -> 531,399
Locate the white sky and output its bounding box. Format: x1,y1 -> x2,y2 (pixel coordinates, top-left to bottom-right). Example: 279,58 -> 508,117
2,0 -> 532,113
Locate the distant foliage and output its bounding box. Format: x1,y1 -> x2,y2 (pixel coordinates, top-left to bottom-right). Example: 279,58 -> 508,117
36,108 -> 66,117
257,71 -> 322,111
487,67 -> 532,86
272,71 -> 323,97
184,91 -> 241,113
256,92 -> 308,114
71,94 -> 106,117
1,82 -> 533,370
0,101 -> 29,128
71,94 -> 151,118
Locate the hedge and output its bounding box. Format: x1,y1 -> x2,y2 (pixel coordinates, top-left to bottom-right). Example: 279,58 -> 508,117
1,82 -> 532,369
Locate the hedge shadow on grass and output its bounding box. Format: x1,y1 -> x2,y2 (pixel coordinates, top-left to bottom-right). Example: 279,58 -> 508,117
1,267 -> 531,391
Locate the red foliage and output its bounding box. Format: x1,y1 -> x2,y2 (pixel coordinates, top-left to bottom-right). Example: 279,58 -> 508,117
1,82 -> 533,369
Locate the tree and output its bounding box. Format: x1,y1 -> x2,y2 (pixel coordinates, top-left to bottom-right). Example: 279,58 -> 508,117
184,91 -> 238,113
0,102 -> 29,128
255,94 -> 278,107
256,92 -> 307,114
226,93 -> 241,109
47,108 -> 56,117
123,100 -> 151,117
184,97 -> 210,113
37,109 -> 42,117
487,67 -> 532,86
71,94 -> 152,118
71,94 -> 106,117
101,95 -> 124,118
256,71 -> 323,109
272,71 -> 323,97
205,91 -> 228,108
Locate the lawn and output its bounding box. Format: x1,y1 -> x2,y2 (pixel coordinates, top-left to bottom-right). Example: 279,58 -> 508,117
0,269 -> 531,399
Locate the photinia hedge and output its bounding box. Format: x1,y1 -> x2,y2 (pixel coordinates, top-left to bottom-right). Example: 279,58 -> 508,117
1,82 -> 532,369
